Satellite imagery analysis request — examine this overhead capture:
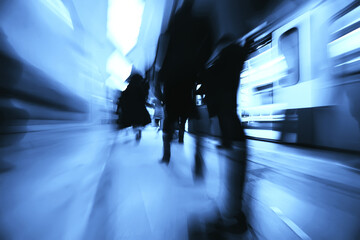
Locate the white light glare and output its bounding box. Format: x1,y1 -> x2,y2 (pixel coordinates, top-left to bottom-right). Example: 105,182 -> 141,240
106,51 -> 133,82
107,0 -> 145,55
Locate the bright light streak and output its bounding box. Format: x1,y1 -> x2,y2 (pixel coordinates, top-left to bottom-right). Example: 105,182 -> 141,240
328,27 -> 360,58
244,129 -> 282,140
106,51 -> 133,83
259,55 -> 285,71
249,48 -> 272,63
335,17 -> 360,33
107,0 -> 145,55
241,56 -> 287,86
242,115 -> 285,122
40,0 -> 74,29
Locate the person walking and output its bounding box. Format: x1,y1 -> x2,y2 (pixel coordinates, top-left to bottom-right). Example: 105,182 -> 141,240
155,0 -> 213,179
200,35 -> 252,233
117,73 -> 151,141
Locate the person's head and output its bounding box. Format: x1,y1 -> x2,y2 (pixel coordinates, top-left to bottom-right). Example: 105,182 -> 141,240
131,73 -> 143,82
125,73 -> 143,84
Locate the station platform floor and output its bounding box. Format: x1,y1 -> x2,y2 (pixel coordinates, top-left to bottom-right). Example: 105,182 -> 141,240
0,125 -> 360,240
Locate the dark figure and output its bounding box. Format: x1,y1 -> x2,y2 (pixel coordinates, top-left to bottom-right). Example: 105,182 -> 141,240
199,36 -> 251,234
156,0 -> 213,172
151,98 -> 164,132
117,73 -> 151,141
200,36 -> 250,148
177,116 -> 187,143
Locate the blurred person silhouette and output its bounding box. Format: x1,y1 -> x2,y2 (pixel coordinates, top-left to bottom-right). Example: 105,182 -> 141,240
0,28 -> 28,173
155,0 -> 213,178
117,73 -> 151,141
198,35 -> 252,234
177,116 -> 187,143
200,35 -> 251,148
151,97 -> 164,133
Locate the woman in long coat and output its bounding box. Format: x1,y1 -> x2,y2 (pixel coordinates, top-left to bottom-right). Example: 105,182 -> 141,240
118,73 -> 151,141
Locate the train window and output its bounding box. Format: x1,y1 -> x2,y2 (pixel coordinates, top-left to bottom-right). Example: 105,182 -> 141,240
328,4 -> 360,77
278,28 -> 299,87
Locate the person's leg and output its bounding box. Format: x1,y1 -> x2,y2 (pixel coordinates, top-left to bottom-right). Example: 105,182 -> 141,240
161,109 -> 176,163
217,114 -> 232,148
194,133 -> 204,179
160,117 -> 164,131
222,143 -> 247,214
217,112 -> 248,232
136,129 -> 141,141
154,118 -> 161,132
178,116 -> 187,143
230,112 -> 246,142
215,140 -> 248,233
218,110 -> 245,147
133,126 -> 142,141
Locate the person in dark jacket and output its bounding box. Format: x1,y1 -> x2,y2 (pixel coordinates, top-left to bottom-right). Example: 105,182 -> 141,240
198,35 -> 252,233
200,35 -> 251,147
118,73 -> 151,141
156,0 -> 213,174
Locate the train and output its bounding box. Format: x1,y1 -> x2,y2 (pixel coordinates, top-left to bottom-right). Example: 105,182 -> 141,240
190,0 -> 360,152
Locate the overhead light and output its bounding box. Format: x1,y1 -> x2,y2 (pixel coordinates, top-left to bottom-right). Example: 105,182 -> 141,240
107,0 -> 145,55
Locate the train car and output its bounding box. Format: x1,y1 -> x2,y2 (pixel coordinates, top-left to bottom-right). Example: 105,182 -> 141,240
238,0 -> 360,151
188,0 -> 360,152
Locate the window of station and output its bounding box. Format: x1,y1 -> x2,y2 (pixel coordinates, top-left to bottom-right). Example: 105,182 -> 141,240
278,28 -> 300,87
